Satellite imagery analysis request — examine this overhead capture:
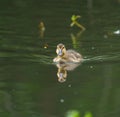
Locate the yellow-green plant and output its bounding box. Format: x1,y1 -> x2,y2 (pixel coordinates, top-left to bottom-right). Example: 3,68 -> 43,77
70,15 -> 85,30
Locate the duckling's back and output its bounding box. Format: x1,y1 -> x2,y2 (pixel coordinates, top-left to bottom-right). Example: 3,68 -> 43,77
66,50 -> 82,63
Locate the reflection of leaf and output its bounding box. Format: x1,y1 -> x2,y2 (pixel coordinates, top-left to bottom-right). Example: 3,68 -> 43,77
71,30 -> 85,49
66,110 -> 93,117
84,112 -> 92,117
66,110 -> 80,117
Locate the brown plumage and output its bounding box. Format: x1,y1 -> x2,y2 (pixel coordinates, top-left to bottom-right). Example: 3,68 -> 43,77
53,43 -> 83,63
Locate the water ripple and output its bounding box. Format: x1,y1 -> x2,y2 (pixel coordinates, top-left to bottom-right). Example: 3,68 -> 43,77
83,53 -> 120,63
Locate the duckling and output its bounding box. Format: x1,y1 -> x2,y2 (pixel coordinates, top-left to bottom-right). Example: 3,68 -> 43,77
53,43 -> 82,63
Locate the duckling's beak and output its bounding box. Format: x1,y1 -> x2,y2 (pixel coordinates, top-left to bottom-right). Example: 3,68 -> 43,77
58,49 -> 63,56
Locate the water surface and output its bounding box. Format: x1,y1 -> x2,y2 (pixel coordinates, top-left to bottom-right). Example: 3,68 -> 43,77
0,0 -> 120,117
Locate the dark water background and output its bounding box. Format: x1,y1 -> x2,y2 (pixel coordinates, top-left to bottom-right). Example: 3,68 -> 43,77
0,0 -> 120,117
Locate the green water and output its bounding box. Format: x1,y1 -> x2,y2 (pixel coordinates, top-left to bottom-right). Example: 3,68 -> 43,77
0,0 -> 120,117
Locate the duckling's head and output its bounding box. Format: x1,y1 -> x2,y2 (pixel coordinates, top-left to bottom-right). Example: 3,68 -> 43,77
56,43 -> 66,57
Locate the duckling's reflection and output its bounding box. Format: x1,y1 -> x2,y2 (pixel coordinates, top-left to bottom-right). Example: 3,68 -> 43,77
56,62 -> 81,83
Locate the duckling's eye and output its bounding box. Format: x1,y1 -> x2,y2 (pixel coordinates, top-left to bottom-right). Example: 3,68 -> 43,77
62,46 -> 64,49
